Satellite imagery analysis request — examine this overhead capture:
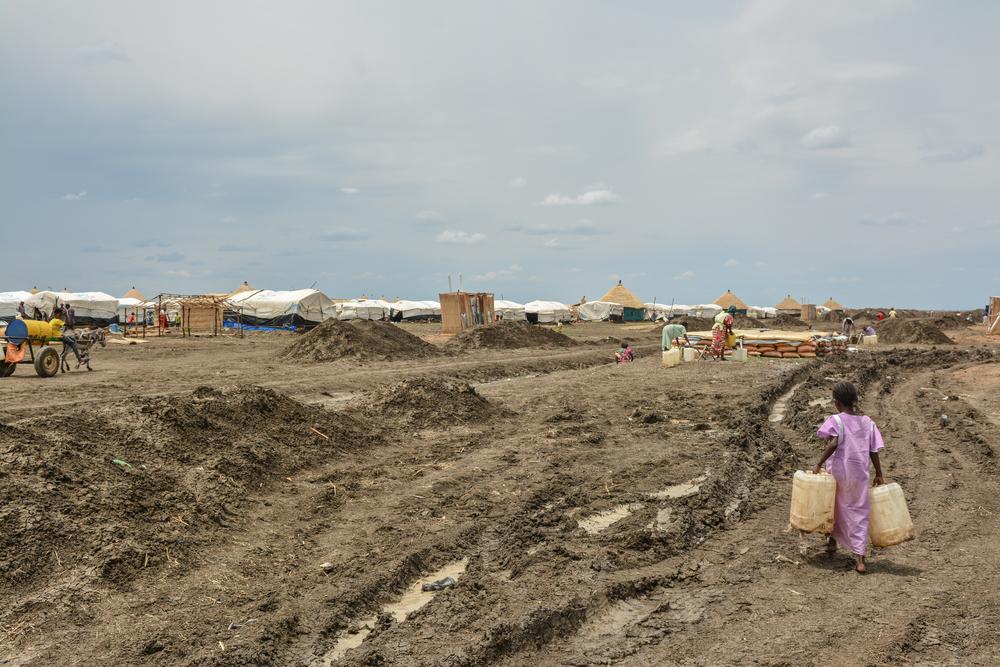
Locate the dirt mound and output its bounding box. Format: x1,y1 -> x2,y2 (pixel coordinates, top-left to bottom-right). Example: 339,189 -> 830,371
769,313 -> 808,329
667,316 -> 714,331
281,319 -> 441,362
352,377 -> 507,427
447,321 -> 575,350
0,386 -> 369,597
931,315 -> 973,329
877,318 -> 955,345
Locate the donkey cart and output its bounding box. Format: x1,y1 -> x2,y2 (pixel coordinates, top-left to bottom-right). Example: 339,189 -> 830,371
1,319 -> 64,378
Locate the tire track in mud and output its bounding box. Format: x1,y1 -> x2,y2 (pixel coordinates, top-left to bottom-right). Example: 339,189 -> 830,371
622,351 -> 998,665
480,349 -> 1000,666
314,361 -> 815,666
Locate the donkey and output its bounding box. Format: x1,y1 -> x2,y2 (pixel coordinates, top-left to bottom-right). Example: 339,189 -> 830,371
60,327 -> 108,373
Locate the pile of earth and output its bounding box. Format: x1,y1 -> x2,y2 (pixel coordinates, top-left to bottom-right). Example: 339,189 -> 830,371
770,313 -> 809,329
351,377 -> 507,428
876,318 -> 955,345
931,314 -> 974,329
665,316 -> 714,332
446,320 -> 575,350
0,385 -> 369,596
281,319 -> 441,362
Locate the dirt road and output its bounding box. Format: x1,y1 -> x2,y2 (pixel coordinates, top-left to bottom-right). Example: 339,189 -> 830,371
2,323 -> 999,665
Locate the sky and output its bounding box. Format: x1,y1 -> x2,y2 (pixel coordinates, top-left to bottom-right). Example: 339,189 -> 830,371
1,0 -> 997,309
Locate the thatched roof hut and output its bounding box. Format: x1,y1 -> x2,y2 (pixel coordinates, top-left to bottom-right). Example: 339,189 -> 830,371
775,294 -> 801,314
599,281 -> 646,321
714,290 -> 749,313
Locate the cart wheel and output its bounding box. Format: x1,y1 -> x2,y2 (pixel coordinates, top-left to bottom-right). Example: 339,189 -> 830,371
0,361 -> 15,377
34,346 -> 60,378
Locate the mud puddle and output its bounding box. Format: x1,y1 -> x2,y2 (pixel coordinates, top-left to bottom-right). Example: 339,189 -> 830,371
769,382 -> 805,422
578,504 -> 644,534
322,558 -> 469,665
644,474 -> 709,500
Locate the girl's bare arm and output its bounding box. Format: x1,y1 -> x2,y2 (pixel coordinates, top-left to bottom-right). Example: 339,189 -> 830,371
813,438 -> 838,473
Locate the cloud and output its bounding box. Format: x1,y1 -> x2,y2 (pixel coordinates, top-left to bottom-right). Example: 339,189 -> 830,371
73,40 -> 129,64
218,244 -> 257,252
508,219 -> 598,236
166,269 -> 192,278
811,192 -> 830,200
831,62 -> 912,82
221,215 -> 238,223
320,226 -> 368,241
146,252 -> 185,263
674,270 -> 696,280
436,229 -> 487,245
922,143 -> 985,163
416,210 -> 445,222
472,264 -> 521,281
802,126 -> 851,150
661,129 -> 710,156
724,259 -> 740,267
355,270 -> 384,280
129,239 -> 169,248
540,188 -> 621,206
340,187 -> 359,194
542,238 -> 567,250
61,191 -> 87,201
859,212 -> 915,227
508,176 -> 527,188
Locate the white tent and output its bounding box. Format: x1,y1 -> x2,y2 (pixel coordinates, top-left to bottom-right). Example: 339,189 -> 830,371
748,306 -> 777,319
0,290 -> 32,319
337,299 -> 391,320
577,301 -> 624,321
226,289 -> 334,326
494,300 -> 526,321
645,302 -> 694,320
524,300 -> 572,323
390,300 -> 441,320
24,291 -> 118,325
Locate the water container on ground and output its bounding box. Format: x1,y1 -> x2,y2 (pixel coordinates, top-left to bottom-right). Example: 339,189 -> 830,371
869,482 -> 914,547
661,348 -> 682,368
789,470 -> 836,534
731,348 -> 748,362
862,335 -> 878,346
682,347 -> 697,362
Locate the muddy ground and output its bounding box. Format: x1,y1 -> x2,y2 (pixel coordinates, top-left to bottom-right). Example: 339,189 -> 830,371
2,320 -> 999,666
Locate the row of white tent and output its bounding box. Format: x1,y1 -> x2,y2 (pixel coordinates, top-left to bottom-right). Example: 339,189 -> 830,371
1,290 -> 838,327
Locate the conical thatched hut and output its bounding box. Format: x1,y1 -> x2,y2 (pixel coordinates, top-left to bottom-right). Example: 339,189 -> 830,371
600,280 -> 646,321
230,281 -> 256,296
775,294 -> 801,315
714,290 -> 749,315
123,286 -> 147,302
822,297 -> 845,312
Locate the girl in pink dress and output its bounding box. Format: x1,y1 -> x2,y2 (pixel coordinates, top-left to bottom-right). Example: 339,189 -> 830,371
813,381 -> 885,573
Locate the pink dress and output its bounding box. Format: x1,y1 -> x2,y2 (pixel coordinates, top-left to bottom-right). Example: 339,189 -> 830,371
816,413 -> 885,555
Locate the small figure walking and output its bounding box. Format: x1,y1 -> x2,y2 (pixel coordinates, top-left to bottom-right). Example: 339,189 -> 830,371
813,381 -> 885,573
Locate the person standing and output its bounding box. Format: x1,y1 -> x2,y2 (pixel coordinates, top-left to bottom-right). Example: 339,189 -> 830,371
813,381 -> 885,574
16,301 -> 26,319
65,305 -> 76,330
888,308 -> 898,319
711,306 -> 735,360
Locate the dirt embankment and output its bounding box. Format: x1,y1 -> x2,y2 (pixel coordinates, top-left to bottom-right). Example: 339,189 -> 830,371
281,319 -> 442,362
0,386 -> 371,600
876,318 -> 955,345
446,321 -> 576,351
351,377 -> 508,428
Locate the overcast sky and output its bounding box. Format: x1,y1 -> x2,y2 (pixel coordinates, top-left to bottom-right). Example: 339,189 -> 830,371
2,1 -> 997,308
